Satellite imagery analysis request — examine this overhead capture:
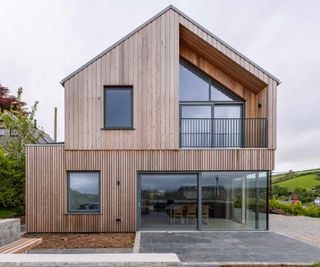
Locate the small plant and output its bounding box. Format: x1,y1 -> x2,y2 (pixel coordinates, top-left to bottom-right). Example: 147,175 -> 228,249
269,198 -> 320,217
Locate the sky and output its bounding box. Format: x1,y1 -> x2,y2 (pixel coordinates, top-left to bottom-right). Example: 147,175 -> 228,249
0,0 -> 319,172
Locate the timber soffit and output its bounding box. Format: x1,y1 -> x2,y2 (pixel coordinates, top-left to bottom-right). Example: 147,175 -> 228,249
60,5 -> 280,86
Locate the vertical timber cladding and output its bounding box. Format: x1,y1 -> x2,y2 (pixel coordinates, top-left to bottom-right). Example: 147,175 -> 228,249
26,146 -> 274,233
64,8 -> 277,151
64,9 -> 180,150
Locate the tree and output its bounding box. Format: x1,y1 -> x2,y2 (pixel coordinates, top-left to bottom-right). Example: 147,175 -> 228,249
0,87 -> 43,207
0,147 -> 24,208
0,84 -> 25,112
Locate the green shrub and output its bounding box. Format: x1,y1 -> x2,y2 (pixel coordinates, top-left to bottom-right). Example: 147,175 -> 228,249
269,198 -> 320,217
0,147 -> 24,208
272,185 -> 289,198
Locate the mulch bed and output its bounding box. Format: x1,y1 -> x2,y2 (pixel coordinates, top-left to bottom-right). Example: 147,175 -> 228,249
23,233 -> 135,249
269,208 -> 289,216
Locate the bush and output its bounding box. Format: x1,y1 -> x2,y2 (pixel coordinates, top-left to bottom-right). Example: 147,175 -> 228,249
272,185 -> 289,198
0,147 -> 24,208
269,198 -> 320,217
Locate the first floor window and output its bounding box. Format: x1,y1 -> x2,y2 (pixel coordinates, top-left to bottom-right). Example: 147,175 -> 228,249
67,171 -> 100,213
104,86 -> 133,129
0,128 -> 5,136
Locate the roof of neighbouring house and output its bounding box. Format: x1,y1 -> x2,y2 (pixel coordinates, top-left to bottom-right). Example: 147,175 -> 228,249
61,5 -> 280,86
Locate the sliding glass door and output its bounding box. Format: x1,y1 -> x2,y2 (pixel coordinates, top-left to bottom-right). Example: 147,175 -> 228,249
139,173 -> 198,230
201,172 -> 268,230
138,171 -> 268,231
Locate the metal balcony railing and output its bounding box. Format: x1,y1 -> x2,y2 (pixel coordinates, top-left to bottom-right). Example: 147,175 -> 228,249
180,118 -> 268,148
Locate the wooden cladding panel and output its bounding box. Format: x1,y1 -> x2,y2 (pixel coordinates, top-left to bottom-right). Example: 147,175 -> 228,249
65,10 -> 180,150
64,8 -> 277,150
26,146 -> 274,233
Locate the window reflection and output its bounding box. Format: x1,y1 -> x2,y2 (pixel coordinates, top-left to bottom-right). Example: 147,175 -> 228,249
104,87 -> 133,128
140,171 -> 268,230
141,174 -> 198,230
179,63 -> 209,101
201,172 -> 267,230
68,172 -> 100,213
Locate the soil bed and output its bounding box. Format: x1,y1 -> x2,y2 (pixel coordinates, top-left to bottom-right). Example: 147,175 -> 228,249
23,233 -> 135,249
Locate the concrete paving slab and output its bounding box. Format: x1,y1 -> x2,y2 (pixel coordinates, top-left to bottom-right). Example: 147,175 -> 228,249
140,231 -> 320,264
0,253 -> 181,266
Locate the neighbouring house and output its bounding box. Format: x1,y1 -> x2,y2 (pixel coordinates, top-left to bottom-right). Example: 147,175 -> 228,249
0,117 -> 53,145
26,5 -> 279,232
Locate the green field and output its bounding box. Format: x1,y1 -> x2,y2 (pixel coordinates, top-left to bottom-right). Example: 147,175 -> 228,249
275,173 -> 320,191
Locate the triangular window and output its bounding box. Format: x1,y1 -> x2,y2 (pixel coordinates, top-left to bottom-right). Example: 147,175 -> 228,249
180,59 -> 241,102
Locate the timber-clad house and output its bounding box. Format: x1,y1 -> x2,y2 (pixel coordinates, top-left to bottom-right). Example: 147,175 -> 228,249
26,5 -> 279,232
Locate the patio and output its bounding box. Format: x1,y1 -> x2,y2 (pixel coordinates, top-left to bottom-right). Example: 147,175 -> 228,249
139,231 -> 320,265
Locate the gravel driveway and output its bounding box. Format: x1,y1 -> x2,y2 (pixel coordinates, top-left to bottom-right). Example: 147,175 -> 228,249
270,214 -> 320,247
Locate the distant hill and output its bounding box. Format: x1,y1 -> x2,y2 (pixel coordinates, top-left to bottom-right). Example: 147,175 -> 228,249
272,168 -> 320,191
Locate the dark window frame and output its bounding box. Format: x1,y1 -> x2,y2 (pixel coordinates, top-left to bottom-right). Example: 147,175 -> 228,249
67,170 -> 101,214
103,86 -> 134,130
180,59 -> 244,103
10,128 -> 18,137
0,127 -> 5,136
137,170 -> 270,231
179,59 -> 246,148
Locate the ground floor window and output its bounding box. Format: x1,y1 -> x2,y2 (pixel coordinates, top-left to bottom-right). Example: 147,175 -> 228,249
67,171 -> 100,213
138,171 -> 268,230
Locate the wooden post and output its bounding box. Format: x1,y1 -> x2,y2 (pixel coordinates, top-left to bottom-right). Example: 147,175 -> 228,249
54,107 -> 57,142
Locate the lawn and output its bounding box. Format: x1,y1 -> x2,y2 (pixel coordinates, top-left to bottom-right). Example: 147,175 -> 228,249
275,174 -> 320,191
0,207 -> 24,219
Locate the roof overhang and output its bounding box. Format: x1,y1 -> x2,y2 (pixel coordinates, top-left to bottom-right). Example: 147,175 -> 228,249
180,25 -> 268,94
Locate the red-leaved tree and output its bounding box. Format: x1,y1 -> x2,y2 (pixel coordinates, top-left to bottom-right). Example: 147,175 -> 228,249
0,83 -> 26,111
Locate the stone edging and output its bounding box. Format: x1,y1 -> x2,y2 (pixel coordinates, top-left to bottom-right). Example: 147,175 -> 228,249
133,231 -> 140,253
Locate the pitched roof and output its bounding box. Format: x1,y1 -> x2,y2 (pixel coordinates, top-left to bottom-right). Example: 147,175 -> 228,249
61,5 -> 280,86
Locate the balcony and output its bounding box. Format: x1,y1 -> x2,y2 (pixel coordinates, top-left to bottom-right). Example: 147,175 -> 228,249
180,118 -> 268,148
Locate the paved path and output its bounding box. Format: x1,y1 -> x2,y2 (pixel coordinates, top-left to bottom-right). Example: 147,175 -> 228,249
140,231 -> 320,265
270,214 -> 320,247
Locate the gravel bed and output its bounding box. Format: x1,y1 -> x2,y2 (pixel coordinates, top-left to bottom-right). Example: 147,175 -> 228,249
270,214 -> 320,247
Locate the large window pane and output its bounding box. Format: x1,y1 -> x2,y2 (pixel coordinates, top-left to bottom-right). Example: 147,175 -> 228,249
104,87 -> 133,128
211,83 -> 235,101
245,172 -> 268,230
140,174 -> 198,230
214,105 -> 242,147
214,105 -> 241,118
179,63 -> 209,101
68,172 -> 100,213
201,171 -> 268,231
181,106 -> 212,147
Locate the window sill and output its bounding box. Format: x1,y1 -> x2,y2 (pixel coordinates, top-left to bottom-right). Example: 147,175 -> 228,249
101,128 -> 135,130
65,212 -> 101,215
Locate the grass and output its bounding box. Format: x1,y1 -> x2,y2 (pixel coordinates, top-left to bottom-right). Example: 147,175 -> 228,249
275,173 -> 320,191
0,207 -> 24,219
